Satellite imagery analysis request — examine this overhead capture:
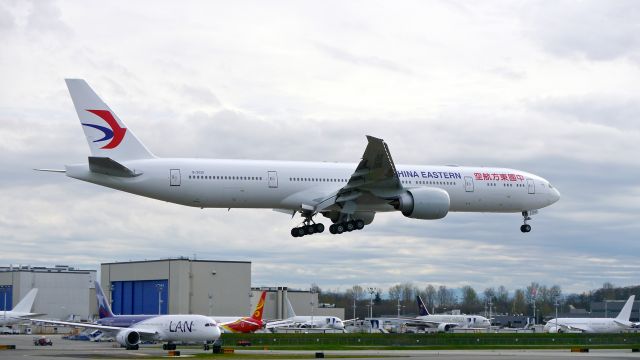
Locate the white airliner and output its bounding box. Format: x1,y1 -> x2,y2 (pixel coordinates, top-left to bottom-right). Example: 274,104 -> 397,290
266,295 -> 350,330
401,295 -> 490,332
33,314 -> 221,350
0,289 -> 41,327
40,79 -> 560,236
544,295 -> 637,333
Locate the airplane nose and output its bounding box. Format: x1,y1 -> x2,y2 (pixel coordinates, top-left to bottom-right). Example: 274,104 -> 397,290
552,188 -> 561,203
211,325 -> 221,339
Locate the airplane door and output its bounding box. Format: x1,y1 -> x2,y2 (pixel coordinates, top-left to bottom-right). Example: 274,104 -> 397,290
268,171 -> 278,188
464,176 -> 474,192
170,169 -> 181,186
527,179 -> 535,194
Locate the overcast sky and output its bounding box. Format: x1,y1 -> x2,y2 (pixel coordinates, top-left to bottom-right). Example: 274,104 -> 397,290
1,1 -> 639,298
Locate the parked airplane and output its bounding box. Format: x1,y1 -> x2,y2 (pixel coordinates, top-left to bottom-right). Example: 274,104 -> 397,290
211,291 -> 267,333
32,282 -> 221,350
266,295 -> 350,330
402,295 -> 491,332
544,295 -> 637,333
0,289 -> 42,327
39,79 -> 560,236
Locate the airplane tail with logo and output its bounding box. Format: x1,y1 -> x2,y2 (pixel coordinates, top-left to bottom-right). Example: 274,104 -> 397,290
250,291 -> 267,321
12,289 -> 38,314
95,282 -> 115,319
65,79 -> 154,161
616,295 -> 635,322
416,295 -> 430,316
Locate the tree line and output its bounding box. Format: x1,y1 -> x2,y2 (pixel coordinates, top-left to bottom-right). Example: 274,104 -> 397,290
308,282 -> 640,321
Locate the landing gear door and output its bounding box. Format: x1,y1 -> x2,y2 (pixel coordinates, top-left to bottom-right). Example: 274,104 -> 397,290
268,171 -> 278,188
464,176 -> 474,192
527,179 -> 535,194
170,169 -> 181,186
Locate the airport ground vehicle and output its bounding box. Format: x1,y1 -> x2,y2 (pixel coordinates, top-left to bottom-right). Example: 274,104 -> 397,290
33,336 -> 52,346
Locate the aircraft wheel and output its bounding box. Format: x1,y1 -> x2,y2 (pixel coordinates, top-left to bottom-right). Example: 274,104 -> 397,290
355,219 -> 365,230
329,224 -> 337,234
346,221 -> 355,232
291,228 -> 299,237
314,223 -> 325,233
163,344 -> 167,350
520,224 -> 531,233
335,223 -> 345,234
305,225 -> 315,235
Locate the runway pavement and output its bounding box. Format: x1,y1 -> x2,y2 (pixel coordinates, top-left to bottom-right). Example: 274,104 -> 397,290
2,334 -> 640,359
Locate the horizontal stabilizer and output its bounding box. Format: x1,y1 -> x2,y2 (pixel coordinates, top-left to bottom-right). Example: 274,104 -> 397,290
88,157 -> 142,177
34,169 -> 65,173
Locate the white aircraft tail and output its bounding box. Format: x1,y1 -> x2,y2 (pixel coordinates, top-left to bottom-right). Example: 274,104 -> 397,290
65,79 -> 155,161
616,295 -> 635,322
285,295 -> 296,317
12,289 -> 38,313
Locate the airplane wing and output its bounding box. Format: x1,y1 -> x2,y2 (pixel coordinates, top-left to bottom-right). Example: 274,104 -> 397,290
30,319 -> 159,338
264,319 -> 295,329
313,136 -> 403,215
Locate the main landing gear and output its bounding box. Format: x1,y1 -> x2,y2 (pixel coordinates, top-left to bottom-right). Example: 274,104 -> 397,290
291,214 -> 325,237
162,343 -> 177,350
520,211 -> 532,233
329,219 -> 365,234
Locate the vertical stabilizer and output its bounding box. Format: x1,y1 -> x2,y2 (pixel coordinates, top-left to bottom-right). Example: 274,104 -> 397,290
616,295 -> 635,321
285,295 -> 296,318
12,289 -> 38,313
251,291 -> 267,321
65,79 -> 154,161
95,282 -> 115,318
416,295 -> 430,316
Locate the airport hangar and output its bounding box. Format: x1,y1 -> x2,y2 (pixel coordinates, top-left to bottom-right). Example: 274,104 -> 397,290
1,258 -> 344,322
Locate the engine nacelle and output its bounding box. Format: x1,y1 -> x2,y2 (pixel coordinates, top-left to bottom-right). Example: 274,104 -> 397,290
437,323 -> 452,332
116,329 -> 140,347
392,188 -> 450,220
546,326 -> 560,333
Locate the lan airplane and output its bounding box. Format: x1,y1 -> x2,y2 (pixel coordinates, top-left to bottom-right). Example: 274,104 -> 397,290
40,79 -> 560,236
32,282 -> 221,350
544,295 -> 637,333
0,289 -> 42,327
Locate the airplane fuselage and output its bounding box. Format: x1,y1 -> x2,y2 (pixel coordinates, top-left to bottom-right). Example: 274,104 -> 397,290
544,318 -> 630,333
66,158 -> 560,214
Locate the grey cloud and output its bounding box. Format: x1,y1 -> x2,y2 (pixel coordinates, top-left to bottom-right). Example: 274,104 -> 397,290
522,0 -> 640,61
0,2 -> 15,33
314,42 -> 414,75
529,95 -> 640,131
179,85 -> 221,107
26,0 -> 72,37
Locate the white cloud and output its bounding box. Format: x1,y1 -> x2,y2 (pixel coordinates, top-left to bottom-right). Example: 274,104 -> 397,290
1,1 -> 639,296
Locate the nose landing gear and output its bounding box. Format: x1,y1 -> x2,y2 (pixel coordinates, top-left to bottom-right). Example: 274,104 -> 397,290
520,210 -> 535,233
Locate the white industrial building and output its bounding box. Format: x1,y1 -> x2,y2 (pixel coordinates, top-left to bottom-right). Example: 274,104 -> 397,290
0,265 -> 97,321
101,258 -> 252,316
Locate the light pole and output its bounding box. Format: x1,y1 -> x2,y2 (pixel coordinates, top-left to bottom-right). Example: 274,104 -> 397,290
367,287 -> 375,319
155,283 -> 164,315
1,286 -> 7,323
208,292 -> 213,316
310,288 -> 316,327
554,298 -> 559,331
488,298 -> 493,330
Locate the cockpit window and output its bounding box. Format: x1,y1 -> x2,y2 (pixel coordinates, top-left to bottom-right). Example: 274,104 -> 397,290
548,183 -> 554,189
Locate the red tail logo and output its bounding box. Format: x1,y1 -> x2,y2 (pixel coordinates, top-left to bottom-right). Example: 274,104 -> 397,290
82,110 -> 127,149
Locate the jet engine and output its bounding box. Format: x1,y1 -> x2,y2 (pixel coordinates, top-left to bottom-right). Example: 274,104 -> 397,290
391,187 -> 450,220
437,323 -> 453,332
116,329 -> 140,347
545,326 -> 560,333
